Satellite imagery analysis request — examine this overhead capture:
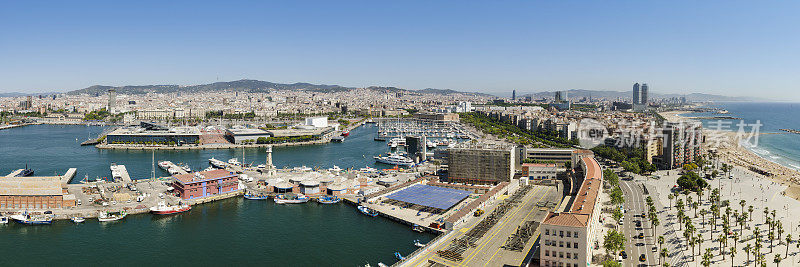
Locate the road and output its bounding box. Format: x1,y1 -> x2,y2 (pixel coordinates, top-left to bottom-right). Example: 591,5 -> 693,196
619,179 -> 659,267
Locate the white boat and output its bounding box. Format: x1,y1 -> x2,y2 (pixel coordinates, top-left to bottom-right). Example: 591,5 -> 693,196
378,263 -> 388,267
203,166 -> 216,172
0,216 -> 8,224
359,166 -> 378,173
426,141 -> 437,148
374,153 -> 415,166
71,216 -> 85,223
227,158 -> 241,166
274,193 -> 310,204
178,163 -> 191,173
293,166 -> 312,172
158,160 -> 172,171
98,211 -> 126,222
209,158 -> 227,169
327,165 -> 342,173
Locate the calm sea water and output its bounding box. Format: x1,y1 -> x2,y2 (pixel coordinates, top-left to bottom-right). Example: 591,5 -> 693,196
0,124 -> 433,266
683,102 -> 800,171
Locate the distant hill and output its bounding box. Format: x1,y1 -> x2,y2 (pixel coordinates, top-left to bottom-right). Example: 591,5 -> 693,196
0,92 -> 62,98
522,89 -> 766,102
66,79 -> 493,97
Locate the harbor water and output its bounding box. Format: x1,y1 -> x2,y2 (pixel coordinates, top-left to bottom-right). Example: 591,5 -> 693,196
0,123 -> 434,266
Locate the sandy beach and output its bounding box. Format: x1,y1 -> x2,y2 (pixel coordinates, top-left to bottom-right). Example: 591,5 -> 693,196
660,110 -> 800,200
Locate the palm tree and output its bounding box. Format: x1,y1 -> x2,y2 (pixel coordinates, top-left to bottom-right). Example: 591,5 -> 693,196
786,233 -> 792,258
764,207 -> 770,225
740,199 -> 746,216
692,201 -> 699,218
732,232 -> 738,252
660,247 -> 668,266
729,246 -> 736,267
700,208 -> 707,228
701,248 -> 712,267
720,234 -> 728,259
775,254 -> 783,267
668,193 -> 675,210
748,205 -> 754,222
777,221 -> 784,242
696,233 -> 703,257
769,229 -> 775,253
658,236 -> 665,257
652,215 -> 660,237
744,243 -> 752,264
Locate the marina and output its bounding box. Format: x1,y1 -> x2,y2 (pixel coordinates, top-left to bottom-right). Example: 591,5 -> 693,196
0,123 -> 435,266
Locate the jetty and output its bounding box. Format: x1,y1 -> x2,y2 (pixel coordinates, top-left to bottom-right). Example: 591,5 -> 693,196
780,128 -> 800,134
110,164 -> 133,184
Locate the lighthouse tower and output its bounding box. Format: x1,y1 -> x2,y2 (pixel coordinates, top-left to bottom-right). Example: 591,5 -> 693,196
265,145 -> 276,176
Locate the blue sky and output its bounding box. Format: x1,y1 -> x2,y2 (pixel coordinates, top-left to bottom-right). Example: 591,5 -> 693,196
1,1 -> 798,100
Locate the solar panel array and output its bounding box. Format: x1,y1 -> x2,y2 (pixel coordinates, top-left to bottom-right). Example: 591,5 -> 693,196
386,184 -> 471,210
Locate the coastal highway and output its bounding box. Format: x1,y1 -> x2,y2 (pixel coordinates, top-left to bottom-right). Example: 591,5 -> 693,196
619,180 -> 659,267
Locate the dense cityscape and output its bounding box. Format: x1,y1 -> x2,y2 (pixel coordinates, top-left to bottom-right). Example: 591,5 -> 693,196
3,1 -> 799,267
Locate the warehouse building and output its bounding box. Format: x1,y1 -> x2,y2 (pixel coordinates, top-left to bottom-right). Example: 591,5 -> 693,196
0,176 -> 76,209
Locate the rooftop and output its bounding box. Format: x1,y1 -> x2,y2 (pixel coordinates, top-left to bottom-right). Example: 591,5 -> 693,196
386,184 -> 471,210
542,156 -> 602,228
0,176 -> 63,196
173,169 -> 236,185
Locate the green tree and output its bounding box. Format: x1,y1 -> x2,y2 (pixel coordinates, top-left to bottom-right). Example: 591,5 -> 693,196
603,230 -> 626,258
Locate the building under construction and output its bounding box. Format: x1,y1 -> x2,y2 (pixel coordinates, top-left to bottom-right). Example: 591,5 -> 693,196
447,142 -> 516,185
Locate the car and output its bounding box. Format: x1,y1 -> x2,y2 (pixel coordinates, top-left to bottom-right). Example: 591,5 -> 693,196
639,254 -> 646,262
76,199 -> 82,205
638,233 -> 644,239
652,246 -> 658,252
640,212 -> 646,218
635,220 -> 642,227
618,219 -> 624,225
619,251 -> 628,259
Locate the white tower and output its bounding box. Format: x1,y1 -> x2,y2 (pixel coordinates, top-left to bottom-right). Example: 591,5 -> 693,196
265,145 -> 276,175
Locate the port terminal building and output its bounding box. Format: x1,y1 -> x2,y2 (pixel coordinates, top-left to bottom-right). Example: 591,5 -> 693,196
106,122 -> 200,145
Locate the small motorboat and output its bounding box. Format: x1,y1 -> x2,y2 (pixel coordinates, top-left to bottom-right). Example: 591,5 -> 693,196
98,211 -> 126,222
414,239 -> 426,247
317,196 -> 341,204
71,216 -> 85,223
378,263 -> 388,267
0,216 -> 8,224
274,193 -> 310,204
394,252 -> 405,261
412,224 -> 425,233
243,192 -> 270,200
358,205 -> 379,217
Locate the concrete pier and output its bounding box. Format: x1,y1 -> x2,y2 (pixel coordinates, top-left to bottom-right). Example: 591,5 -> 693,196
110,165 -> 132,184
60,168 -> 78,184
5,169 -> 24,177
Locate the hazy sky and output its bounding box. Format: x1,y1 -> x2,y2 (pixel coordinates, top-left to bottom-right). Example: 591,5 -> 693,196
1,1 -> 798,100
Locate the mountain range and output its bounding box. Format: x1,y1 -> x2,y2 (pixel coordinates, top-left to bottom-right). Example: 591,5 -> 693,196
64,79 -> 493,97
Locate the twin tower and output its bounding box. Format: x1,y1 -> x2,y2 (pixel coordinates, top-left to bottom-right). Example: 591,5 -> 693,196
632,83 -> 649,105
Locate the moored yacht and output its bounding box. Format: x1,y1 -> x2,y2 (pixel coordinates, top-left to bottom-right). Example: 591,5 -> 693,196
374,153 -> 414,167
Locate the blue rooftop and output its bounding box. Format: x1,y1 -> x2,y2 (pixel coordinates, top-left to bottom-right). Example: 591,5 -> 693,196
386,184 -> 471,210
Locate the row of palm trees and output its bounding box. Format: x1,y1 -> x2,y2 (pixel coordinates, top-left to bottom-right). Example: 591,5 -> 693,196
668,183 -> 797,266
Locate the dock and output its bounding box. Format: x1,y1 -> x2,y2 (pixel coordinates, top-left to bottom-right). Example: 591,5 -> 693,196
5,169 -> 25,177
110,164 -> 133,184
60,168 -> 78,184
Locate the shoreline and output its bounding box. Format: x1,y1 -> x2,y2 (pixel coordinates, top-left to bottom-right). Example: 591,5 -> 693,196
660,110 -> 800,200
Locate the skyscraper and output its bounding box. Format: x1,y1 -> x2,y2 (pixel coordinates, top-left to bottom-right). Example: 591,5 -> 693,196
554,91 -> 563,102
632,83 -> 640,104
512,90 -> 516,101
640,83 -> 649,105
108,89 -> 116,113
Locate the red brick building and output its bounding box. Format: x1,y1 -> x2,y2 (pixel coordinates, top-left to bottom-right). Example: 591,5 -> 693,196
173,169 -> 240,200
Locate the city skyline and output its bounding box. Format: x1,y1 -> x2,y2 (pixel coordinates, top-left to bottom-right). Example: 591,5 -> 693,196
2,1 -> 799,100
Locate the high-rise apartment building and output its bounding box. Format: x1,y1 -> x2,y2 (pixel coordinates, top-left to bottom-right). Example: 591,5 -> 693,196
633,83 -> 640,104
108,89 -> 117,113
640,83 -> 649,105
